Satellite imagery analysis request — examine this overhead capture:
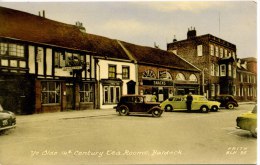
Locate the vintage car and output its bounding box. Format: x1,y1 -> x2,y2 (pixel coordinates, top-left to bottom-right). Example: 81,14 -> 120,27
114,95 -> 164,117
160,95 -> 221,113
236,105 -> 257,138
211,95 -> 238,109
0,104 -> 16,132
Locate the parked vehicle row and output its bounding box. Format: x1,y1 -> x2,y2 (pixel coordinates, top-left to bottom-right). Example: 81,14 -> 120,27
0,104 -> 16,133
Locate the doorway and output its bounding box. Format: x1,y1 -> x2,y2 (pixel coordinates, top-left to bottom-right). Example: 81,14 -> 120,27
66,84 -> 75,110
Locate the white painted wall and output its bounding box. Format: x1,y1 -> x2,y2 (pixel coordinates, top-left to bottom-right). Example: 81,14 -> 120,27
97,59 -> 136,109
28,45 -> 35,74
46,48 -> 52,76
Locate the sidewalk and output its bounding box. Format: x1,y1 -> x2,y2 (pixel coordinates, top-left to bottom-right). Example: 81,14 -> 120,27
238,101 -> 257,105
16,109 -> 115,123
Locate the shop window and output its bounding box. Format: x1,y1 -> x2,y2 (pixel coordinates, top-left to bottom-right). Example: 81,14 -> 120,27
176,73 -> 185,81
108,65 -> 117,79
189,74 -> 197,82
80,83 -> 94,102
143,69 -> 156,79
122,66 -> 130,79
103,86 -> 121,104
0,42 -> 24,57
41,82 -> 61,104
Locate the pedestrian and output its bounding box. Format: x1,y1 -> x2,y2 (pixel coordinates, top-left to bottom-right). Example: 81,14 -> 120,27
151,92 -> 157,102
186,92 -> 193,112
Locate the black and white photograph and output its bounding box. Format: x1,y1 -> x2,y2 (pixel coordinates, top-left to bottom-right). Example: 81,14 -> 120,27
0,1 -> 257,165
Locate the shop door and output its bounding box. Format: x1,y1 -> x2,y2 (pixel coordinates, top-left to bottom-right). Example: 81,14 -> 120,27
66,84 -> 75,110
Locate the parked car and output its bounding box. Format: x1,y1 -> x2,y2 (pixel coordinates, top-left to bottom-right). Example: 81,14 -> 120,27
114,95 -> 164,117
160,95 -> 221,113
211,95 -> 238,109
236,105 -> 257,138
0,104 -> 16,132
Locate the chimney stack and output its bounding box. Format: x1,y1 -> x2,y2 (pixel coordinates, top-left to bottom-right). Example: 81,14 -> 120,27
187,26 -> 196,39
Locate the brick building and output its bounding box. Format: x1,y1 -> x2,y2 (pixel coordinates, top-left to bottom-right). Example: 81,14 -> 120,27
167,28 -> 257,101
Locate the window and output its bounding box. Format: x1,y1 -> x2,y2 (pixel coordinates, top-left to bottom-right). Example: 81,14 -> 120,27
103,86 -> 121,104
80,83 -> 94,102
197,45 -> 203,56
210,44 -> 214,56
220,48 -> 223,58
159,71 -> 172,80
108,65 -> 117,79
224,49 -> 227,57
211,64 -> 215,76
215,64 -> 219,76
211,84 -> 215,97
0,42 -> 24,57
176,73 -> 185,81
228,52 -> 231,58
143,69 -> 156,79
220,64 -> 226,76
232,52 -> 236,59
189,74 -> 197,82
122,66 -> 130,79
65,52 -> 80,66
233,86 -> 236,96
233,67 -> 236,78
240,74 -> 243,82
215,46 -> 219,57
228,64 -> 232,76
54,51 -> 65,68
41,82 -> 61,104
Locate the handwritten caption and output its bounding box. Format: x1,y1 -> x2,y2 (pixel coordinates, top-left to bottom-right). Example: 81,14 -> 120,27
31,149 -> 182,158
226,147 -> 248,155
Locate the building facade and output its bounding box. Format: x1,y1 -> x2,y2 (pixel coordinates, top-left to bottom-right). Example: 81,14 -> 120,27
167,28 -> 257,101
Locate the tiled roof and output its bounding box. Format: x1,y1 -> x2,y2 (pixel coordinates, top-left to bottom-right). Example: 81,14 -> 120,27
0,6 -> 129,60
120,41 -> 200,71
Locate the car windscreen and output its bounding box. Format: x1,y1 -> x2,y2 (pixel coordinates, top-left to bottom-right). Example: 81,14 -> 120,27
198,97 -> 208,101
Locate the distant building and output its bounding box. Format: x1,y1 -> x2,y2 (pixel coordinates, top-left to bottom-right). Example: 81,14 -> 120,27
167,28 -> 257,101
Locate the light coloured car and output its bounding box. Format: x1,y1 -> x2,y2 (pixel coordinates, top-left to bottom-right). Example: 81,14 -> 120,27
236,105 -> 257,138
160,95 -> 221,113
0,104 -> 16,132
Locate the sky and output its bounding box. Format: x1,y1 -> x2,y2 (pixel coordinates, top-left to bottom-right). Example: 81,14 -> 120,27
0,1 -> 257,58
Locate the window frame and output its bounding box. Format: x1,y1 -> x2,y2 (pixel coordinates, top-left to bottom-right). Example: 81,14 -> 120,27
41,81 -> 61,104
122,66 -> 130,79
108,64 -> 117,79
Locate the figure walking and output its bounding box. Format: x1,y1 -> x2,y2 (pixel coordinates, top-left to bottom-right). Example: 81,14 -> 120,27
186,92 -> 193,112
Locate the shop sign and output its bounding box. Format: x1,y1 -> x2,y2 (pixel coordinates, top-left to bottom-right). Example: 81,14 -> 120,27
143,79 -> 173,86
62,66 -> 82,71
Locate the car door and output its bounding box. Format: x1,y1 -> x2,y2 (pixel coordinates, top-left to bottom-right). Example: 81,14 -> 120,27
173,96 -> 186,110
133,96 -> 145,112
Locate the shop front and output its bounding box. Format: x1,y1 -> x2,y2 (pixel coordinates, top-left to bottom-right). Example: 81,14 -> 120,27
140,79 -> 174,102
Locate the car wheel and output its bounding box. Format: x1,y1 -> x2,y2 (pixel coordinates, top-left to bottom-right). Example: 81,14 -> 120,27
165,105 -> 173,112
151,108 -> 162,117
227,103 -> 234,109
200,105 -> 209,113
251,128 -> 257,138
211,105 -> 219,112
118,105 -> 129,116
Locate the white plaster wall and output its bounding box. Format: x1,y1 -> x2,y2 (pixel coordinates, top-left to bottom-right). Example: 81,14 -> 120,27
37,47 -> 44,75
46,48 -> 52,76
28,45 -> 35,74
97,59 -> 136,109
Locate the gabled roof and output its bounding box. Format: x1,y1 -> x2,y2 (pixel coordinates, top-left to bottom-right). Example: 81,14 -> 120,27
120,41 -> 200,71
0,6 -> 129,60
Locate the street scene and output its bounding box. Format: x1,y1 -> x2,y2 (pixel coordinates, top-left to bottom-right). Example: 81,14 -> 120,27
0,1 -> 257,165
0,104 -> 257,165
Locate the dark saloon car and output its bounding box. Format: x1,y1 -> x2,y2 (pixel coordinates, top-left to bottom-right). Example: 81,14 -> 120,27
114,95 -> 164,117
0,104 -> 16,132
212,95 -> 238,109
236,105 -> 257,138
